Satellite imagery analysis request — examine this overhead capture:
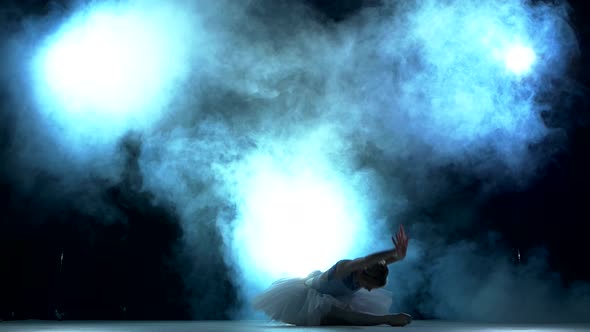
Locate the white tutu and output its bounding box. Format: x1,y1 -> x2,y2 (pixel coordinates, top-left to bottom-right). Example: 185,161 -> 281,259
253,272 -> 393,326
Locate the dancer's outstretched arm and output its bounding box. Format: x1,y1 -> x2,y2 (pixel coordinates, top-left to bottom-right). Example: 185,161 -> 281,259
321,306 -> 412,326
331,224 -> 409,279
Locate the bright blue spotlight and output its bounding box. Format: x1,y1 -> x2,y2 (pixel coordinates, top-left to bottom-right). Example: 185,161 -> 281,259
233,155 -> 364,281
376,0 -> 576,163
40,10 -> 163,116
228,129 -> 374,284
31,1 -> 196,145
504,44 -> 536,75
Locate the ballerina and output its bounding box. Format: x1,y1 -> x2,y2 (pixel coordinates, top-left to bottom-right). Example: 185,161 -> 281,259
253,224 -> 412,326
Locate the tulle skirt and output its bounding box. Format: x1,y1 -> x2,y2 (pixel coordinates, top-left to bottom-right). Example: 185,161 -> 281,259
253,272 -> 393,326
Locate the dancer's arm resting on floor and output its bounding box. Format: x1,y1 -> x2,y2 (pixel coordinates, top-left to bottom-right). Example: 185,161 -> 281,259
321,306 -> 411,326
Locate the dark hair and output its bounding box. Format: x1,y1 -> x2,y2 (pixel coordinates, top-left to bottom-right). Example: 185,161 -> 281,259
362,263 -> 389,287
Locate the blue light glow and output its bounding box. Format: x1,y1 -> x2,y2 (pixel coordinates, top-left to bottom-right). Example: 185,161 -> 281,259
40,10 -> 163,115
372,0 -> 575,165
235,161 -> 360,279
227,129 -> 374,282
503,44 -> 536,75
31,1 -> 198,145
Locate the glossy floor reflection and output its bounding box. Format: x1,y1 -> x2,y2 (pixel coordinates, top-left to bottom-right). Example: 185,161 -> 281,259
1,320 -> 589,332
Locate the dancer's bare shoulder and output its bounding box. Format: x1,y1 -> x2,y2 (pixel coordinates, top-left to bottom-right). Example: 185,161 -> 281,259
320,259 -> 365,280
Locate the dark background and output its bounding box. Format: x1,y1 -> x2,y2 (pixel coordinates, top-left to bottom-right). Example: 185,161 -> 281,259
1,0 -> 589,321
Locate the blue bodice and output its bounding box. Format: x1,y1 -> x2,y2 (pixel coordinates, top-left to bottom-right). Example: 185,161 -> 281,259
305,261 -> 361,296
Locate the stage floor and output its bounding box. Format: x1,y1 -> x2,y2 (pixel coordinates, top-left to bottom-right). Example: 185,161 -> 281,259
1,320 -> 589,332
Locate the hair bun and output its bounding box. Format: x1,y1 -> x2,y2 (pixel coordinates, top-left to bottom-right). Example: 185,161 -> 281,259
362,263 -> 389,287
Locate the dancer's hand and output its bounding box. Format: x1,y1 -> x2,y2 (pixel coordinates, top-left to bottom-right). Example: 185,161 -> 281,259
392,224 -> 409,260
385,313 -> 412,326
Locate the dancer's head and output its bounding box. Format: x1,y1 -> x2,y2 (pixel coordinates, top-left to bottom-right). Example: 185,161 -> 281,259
358,262 -> 388,291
